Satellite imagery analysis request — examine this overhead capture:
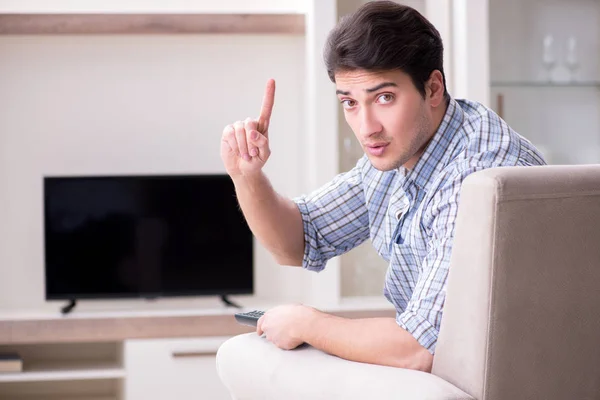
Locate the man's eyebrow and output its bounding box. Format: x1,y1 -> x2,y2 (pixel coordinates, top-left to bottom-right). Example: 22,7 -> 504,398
335,82 -> 398,96
366,82 -> 398,93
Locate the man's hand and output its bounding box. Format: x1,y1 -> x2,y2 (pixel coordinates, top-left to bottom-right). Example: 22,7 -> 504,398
220,79 -> 276,179
256,304 -> 316,350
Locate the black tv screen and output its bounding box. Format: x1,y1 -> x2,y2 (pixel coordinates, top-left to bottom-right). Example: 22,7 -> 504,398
44,174 -> 253,300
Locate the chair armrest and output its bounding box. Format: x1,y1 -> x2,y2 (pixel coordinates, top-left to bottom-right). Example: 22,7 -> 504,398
217,333 -> 473,400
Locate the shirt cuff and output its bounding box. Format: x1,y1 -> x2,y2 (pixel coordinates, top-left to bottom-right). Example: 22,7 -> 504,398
396,310 -> 439,355
293,197 -> 327,272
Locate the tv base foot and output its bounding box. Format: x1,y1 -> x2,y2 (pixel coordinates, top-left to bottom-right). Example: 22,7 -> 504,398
220,295 -> 242,309
61,299 -> 77,315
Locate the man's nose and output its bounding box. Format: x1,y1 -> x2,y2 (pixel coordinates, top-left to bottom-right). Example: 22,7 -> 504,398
359,109 -> 383,138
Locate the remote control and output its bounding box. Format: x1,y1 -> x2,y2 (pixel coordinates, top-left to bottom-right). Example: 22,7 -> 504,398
234,310 -> 265,327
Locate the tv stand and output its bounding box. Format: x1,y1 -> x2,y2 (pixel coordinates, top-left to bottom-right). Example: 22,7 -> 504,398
220,295 -> 241,309
61,299 -> 77,315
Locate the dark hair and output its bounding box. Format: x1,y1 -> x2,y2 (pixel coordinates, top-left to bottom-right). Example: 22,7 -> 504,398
324,1 -> 448,99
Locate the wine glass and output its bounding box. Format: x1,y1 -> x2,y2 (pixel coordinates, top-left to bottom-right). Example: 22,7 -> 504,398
542,34 -> 556,82
565,36 -> 580,82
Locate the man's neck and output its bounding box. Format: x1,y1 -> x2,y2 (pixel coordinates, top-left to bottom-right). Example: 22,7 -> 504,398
431,96 -> 450,136
403,97 -> 450,170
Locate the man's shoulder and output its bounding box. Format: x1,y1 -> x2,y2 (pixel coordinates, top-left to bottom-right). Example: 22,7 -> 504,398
426,152 -> 544,209
454,98 -> 506,137
455,98 -> 492,117
452,98 -> 546,168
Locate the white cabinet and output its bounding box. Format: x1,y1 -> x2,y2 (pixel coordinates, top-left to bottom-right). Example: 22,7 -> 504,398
438,0 -> 600,165
487,0 -> 600,165
124,337 -> 232,400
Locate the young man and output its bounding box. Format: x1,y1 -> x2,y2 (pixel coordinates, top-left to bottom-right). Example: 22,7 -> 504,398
220,1 -> 545,372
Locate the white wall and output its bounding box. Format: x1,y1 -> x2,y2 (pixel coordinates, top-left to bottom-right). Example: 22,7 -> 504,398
0,34 -> 314,311
0,0 -> 437,312
0,0 -> 308,14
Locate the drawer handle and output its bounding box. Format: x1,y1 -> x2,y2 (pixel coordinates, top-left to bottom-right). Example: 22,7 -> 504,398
172,351 -> 215,358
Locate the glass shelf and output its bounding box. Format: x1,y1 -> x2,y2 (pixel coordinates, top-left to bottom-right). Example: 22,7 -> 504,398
491,81 -> 600,88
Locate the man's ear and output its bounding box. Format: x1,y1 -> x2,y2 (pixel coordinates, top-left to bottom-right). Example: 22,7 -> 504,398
426,70 -> 445,107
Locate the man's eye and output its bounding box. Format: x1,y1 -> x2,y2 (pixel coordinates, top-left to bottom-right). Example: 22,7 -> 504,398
341,99 -> 356,109
378,94 -> 394,104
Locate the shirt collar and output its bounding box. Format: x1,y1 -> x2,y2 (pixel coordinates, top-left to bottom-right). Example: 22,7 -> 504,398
401,97 -> 465,192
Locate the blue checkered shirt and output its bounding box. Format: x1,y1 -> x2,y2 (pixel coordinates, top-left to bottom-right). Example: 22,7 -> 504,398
293,98 -> 546,353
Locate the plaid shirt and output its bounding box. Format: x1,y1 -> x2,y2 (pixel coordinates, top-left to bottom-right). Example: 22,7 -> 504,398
293,98 -> 546,353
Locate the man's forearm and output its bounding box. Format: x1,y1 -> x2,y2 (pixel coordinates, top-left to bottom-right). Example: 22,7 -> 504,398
301,310 -> 433,372
232,172 -> 305,266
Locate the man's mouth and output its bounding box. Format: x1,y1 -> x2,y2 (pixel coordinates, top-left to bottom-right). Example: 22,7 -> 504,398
365,142 -> 389,156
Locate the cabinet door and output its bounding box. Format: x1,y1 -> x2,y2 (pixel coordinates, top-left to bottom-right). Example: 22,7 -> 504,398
124,337 -> 232,400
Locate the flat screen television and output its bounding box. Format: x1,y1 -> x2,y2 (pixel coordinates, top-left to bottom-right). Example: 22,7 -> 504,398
43,174 -> 253,301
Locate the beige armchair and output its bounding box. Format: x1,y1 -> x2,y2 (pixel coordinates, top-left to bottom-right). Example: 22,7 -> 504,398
216,165 -> 600,400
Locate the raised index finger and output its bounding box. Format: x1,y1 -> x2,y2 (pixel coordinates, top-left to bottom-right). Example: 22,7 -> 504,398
258,79 -> 276,135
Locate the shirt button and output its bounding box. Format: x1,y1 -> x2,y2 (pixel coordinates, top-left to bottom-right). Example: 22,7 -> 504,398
396,210 -> 403,220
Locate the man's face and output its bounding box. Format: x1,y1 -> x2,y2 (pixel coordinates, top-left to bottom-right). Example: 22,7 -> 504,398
335,69 -> 434,171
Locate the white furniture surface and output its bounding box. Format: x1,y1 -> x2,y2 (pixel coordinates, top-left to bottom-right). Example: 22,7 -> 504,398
125,337 -> 232,400
0,361 -> 125,383
218,333 -> 472,400
0,336 -> 229,400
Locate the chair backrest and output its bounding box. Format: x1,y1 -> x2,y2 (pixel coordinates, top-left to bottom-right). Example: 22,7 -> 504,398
432,165 -> 600,400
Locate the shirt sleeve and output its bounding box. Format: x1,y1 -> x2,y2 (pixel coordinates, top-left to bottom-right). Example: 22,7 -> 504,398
292,157 -> 371,272
396,164 -> 490,353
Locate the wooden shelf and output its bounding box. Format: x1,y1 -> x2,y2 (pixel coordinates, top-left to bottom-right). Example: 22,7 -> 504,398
0,397 -> 115,400
0,313 -> 253,345
0,13 -> 305,35
0,308 -> 393,345
0,361 -> 125,383
491,81 -> 600,88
